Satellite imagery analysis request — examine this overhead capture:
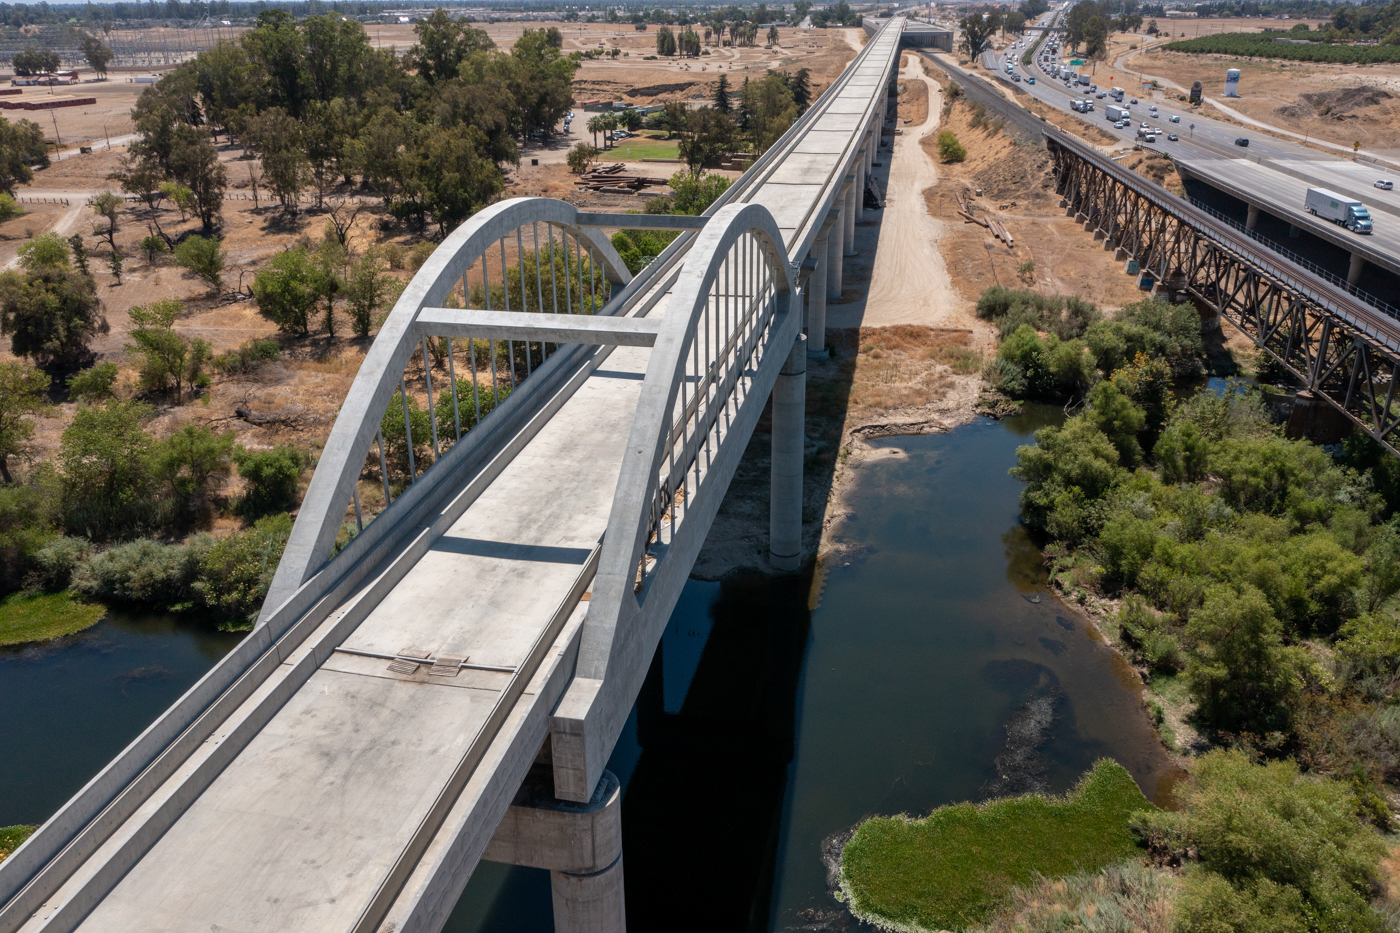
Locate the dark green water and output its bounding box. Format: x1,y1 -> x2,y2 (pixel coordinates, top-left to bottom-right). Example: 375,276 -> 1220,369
447,404 -> 1179,931
0,406 -> 1177,931
0,609 -> 242,826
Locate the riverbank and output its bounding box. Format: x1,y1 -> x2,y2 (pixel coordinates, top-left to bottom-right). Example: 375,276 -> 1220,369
0,591 -> 106,647
840,759 -> 1155,931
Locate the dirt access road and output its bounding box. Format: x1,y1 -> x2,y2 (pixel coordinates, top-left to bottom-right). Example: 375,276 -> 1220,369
828,53 -> 965,333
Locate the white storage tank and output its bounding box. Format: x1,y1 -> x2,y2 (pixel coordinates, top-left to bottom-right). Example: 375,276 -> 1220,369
1224,68 -> 1240,97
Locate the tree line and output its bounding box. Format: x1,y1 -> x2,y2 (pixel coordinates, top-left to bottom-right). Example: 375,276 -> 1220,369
973,283 -> 1400,926
108,9 -> 574,236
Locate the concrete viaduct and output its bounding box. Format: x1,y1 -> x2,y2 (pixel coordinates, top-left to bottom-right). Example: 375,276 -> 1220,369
0,19 -> 906,933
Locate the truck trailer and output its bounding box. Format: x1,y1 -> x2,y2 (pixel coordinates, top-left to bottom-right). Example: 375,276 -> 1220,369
1106,104 -> 1129,123
1305,187 -> 1374,234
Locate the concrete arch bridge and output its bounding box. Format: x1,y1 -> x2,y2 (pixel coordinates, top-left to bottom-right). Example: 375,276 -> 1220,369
0,19 -> 906,933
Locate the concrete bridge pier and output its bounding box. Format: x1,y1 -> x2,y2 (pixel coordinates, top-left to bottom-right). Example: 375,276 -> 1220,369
801,255 -> 828,361
843,174 -> 858,256
485,767 -> 626,933
1246,204 -> 1260,231
770,334 -> 807,572
1348,251 -> 1366,286
827,207 -> 845,300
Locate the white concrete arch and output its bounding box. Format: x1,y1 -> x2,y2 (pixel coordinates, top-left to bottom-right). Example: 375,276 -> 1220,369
550,201 -> 801,801
263,198 -> 633,621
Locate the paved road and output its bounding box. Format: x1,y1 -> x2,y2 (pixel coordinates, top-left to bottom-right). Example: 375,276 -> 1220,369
977,32 -> 1400,285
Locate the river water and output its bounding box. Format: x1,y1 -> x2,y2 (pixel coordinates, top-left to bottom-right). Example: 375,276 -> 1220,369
0,405 -> 1178,931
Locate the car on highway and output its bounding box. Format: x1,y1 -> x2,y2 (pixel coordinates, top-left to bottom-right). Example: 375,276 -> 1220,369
1149,104 -> 1157,111
1167,133 -> 1179,141
1013,74 -> 1021,81
1115,119 -> 1129,128
1170,115 -> 1181,123
1028,77 -> 1036,84
1129,98 -> 1137,104
1096,92 -> 1106,98
1377,180 -> 1394,190
1140,121 -> 1149,128
1234,137 -> 1250,147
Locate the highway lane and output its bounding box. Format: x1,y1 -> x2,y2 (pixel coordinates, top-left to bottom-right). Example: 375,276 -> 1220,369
987,33 -> 1400,217
974,33 -> 1400,288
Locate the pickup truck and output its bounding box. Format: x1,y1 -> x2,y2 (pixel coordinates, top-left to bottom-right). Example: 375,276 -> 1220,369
1305,187 -> 1374,234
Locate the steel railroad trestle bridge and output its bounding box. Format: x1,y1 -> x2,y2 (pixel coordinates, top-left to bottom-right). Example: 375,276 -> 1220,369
0,20 -> 905,933
1048,131 -> 1400,456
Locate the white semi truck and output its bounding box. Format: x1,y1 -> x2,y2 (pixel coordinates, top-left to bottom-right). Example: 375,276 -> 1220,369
1305,187 -> 1374,235
1106,104 -> 1130,123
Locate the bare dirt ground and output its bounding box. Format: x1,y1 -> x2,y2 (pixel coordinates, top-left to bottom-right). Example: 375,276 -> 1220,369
922,70 -> 1148,311
0,79 -> 140,149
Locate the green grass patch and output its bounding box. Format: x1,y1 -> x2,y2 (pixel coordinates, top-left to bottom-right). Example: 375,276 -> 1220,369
608,137 -> 681,160
0,825 -> 36,863
0,591 -> 106,647
840,759 -> 1155,932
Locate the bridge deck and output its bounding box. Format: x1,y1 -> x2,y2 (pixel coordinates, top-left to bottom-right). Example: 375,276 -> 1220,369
7,22 -> 904,933
47,346 -> 651,933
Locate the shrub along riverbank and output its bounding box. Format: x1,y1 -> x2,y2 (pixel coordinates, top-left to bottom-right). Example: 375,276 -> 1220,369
840,287 -> 1400,932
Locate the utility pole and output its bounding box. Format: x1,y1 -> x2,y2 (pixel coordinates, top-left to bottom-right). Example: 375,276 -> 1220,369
51,112 -> 62,160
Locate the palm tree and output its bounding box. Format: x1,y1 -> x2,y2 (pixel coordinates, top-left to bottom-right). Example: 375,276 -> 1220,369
587,115 -> 604,148
600,114 -> 619,149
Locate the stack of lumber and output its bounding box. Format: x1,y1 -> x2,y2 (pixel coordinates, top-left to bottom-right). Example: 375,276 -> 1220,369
577,164 -> 669,191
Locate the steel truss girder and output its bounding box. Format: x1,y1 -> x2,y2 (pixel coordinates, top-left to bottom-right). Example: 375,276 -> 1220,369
1047,141 -> 1400,456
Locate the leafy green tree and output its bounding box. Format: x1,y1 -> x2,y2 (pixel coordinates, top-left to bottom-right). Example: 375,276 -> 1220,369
668,170 -> 732,214
379,388 -> 434,480
152,423 -> 234,516
0,117 -> 47,195
406,10 -> 495,86
959,13 -> 998,58
741,73 -> 797,154
790,68 -> 812,114
0,193 -> 22,223
1011,416 -> 1126,532
1154,421 -> 1209,484
567,142 -> 600,174
67,361 -> 118,403
58,399 -> 155,540
1185,583 -> 1306,734
158,181 -> 194,221
168,130 -> 227,230
656,25 -> 678,55
344,247 -> 400,338
250,108 -> 309,210
0,252 -> 100,370
937,131 -> 966,162
232,444 -> 309,518
194,512 -> 293,624
12,46 -> 59,76
173,235 -> 225,293
1147,750 -> 1388,933
0,359 -> 49,484
1085,380 -> 1146,467
252,247 -> 320,336
125,299 -> 212,403
713,73 -> 732,113
80,33 -> 114,78
679,107 -> 737,174
16,232 -> 71,272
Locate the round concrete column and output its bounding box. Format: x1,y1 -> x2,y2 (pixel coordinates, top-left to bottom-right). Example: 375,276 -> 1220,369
1348,251 -> 1366,286
1245,204 -> 1260,231
547,771 -> 625,933
855,153 -> 866,224
770,334 -> 807,572
807,228 -> 832,360
844,175 -> 858,256
826,207 -> 844,301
